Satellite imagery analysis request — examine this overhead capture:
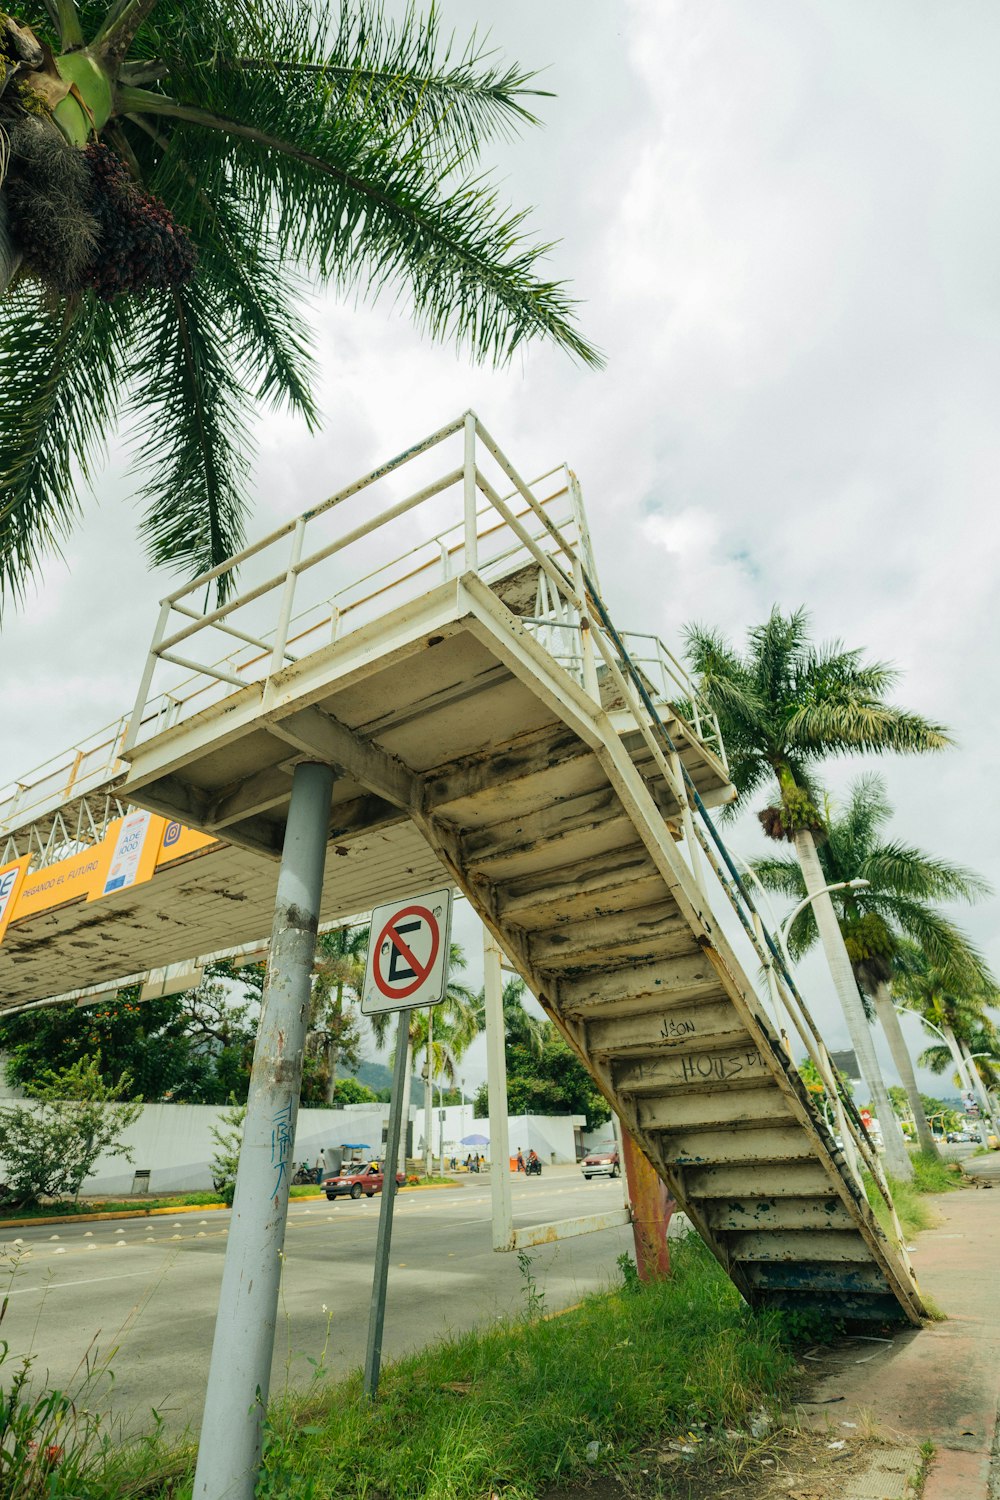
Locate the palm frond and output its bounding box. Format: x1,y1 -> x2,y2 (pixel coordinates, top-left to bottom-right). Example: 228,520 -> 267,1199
128,279 -> 253,595
748,855 -> 806,901
130,116 -> 319,425
119,76 -> 601,369
862,841 -> 991,904
786,648 -> 951,758
216,0 -> 550,159
916,1042 -> 958,1079
887,902 -> 996,993
0,287 -> 133,612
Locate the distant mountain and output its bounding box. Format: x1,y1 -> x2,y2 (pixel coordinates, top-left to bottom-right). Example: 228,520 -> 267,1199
344,1060 -> 467,1107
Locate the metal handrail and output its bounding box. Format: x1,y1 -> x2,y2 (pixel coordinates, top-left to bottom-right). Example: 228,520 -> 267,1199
122,415 -> 716,761
579,583 -> 914,1271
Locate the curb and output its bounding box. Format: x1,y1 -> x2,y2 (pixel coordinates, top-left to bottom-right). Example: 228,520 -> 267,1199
0,1180 -> 462,1230
0,1201 -> 234,1230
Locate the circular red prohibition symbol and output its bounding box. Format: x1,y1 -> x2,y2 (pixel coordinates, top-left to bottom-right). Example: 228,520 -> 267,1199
373,905 -> 440,1000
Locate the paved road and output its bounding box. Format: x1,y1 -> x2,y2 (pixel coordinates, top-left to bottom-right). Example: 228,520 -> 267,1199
0,1170 -> 635,1438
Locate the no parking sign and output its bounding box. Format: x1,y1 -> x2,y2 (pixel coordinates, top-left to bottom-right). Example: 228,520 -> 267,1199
361,888 -> 453,1016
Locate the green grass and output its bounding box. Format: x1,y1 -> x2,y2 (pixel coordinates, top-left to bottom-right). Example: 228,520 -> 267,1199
0,1186 -> 325,1223
865,1149 -> 960,1240
21,1238 -> 798,1499
0,1191 -> 228,1221
243,1239 -> 796,1500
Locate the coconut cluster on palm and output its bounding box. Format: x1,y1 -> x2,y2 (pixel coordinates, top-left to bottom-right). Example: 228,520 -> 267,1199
0,1 -> 598,614
1,14 -> 195,298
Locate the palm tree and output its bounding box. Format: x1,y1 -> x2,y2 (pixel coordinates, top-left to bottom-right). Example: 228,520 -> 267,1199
469,970 -> 547,1057
753,773 -> 992,1156
895,953 -> 1000,1140
368,941 -> 476,1174
0,1 -> 599,610
685,607 -> 950,1181
310,922 -> 369,1105
920,1027 -> 1000,1092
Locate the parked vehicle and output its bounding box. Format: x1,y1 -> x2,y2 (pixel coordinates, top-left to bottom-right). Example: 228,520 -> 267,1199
581,1146 -> 620,1180
323,1161 -> 406,1201
291,1161 -> 314,1185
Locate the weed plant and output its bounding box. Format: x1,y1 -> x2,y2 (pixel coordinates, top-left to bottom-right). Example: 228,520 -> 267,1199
865,1149 -> 959,1240
4,1240 -> 797,1498
0,1258 -> 179,1499
242,1237 -> 795,1500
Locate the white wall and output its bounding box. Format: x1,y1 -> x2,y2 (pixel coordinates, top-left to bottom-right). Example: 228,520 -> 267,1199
82,1102 -> 400,1196
582,1124 -> 618,1154
413,1104 -> 585,1164
0,1100 -> 589,1195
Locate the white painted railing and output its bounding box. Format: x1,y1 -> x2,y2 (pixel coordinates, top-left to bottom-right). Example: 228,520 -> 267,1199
123,413 -> 720,768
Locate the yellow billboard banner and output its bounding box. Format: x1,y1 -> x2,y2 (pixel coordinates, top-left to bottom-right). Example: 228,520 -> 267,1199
0,855 -> 31,942
96,810 -> 164,898
1,814 -> 219,940
157,819 -> 217,865
11,844 -> 109,921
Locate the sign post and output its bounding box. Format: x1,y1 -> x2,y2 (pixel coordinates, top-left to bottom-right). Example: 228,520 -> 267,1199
361,887 -> 453,1400
363,1012 -> 409,1401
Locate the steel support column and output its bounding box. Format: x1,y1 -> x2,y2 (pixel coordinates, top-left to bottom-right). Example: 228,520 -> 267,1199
621,1130 -> 674,1282
193,761 -> 334,1500
484,927 -> 514,1250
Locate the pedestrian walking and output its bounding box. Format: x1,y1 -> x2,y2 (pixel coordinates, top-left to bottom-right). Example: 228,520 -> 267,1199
516,1147 -> 525,1173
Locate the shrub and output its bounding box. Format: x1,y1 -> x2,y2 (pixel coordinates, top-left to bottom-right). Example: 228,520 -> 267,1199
0,1055 -> 142,1208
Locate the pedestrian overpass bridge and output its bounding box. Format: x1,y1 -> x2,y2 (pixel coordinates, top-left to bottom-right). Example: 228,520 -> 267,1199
0,413 -> 926,1327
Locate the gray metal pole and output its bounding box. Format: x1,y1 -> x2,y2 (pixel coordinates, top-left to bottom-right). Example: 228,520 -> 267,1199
364,1012 -> 411,1400
424,1005 -> 434,1177
193,761 -> 335,1500
484,928 -> 514,1250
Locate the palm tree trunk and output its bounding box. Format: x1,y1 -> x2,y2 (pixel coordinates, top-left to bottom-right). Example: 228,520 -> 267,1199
324,979 -> 344,1105
872,983 -> 939,1157
1,190 -> 22,294
324,1036 -> 336,1105
791,829 -> 914,1181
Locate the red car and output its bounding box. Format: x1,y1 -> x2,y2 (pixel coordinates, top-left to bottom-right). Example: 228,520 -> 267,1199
323,1161 -> 406,1201
581,1146 -> 621,1181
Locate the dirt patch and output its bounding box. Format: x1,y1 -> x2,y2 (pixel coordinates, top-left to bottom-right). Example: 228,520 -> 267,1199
543,1427 -> 923,1500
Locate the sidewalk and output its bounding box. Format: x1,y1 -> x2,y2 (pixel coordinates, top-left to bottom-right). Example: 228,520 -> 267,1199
800,1155 -> 1000,1499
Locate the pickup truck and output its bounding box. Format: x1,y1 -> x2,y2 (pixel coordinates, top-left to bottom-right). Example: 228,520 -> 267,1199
322,1161 -> 406,1201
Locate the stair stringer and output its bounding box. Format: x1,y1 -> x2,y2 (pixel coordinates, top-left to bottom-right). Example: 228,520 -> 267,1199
411,580 -> 927,1325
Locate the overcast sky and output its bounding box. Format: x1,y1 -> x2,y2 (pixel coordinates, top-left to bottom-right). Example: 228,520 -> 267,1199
3,1 -> 999,1100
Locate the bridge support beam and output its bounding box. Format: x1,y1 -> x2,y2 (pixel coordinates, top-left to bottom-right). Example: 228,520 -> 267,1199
621,1130 -> 675,1282
193,760 -> 335,1500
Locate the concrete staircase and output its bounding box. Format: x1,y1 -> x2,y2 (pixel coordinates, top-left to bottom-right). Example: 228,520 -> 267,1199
407,638 -> 926,1326
118,416 -> 927,1328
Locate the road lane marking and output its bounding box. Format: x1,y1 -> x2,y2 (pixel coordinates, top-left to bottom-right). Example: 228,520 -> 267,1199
5,1268 -> 166,1296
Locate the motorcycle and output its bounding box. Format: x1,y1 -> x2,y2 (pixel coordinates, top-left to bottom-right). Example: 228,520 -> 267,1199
291,1162 -> 315,1186
525,1156 -> 542,1176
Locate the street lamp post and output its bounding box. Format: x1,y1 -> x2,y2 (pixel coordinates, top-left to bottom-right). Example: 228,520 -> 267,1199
775,879 -> 871,970
894,1007 -> 1000,1145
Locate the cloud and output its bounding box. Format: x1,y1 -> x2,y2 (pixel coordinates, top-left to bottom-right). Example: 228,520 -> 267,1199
3,0 -> 999,1079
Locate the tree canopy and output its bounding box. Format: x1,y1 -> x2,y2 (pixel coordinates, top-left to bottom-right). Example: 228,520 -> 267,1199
0,0 -> 600,610
0,960 -> 263,1102
752,773 -> 992,1002
475,1023 -> 611,1128
685,606 -> 950,834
